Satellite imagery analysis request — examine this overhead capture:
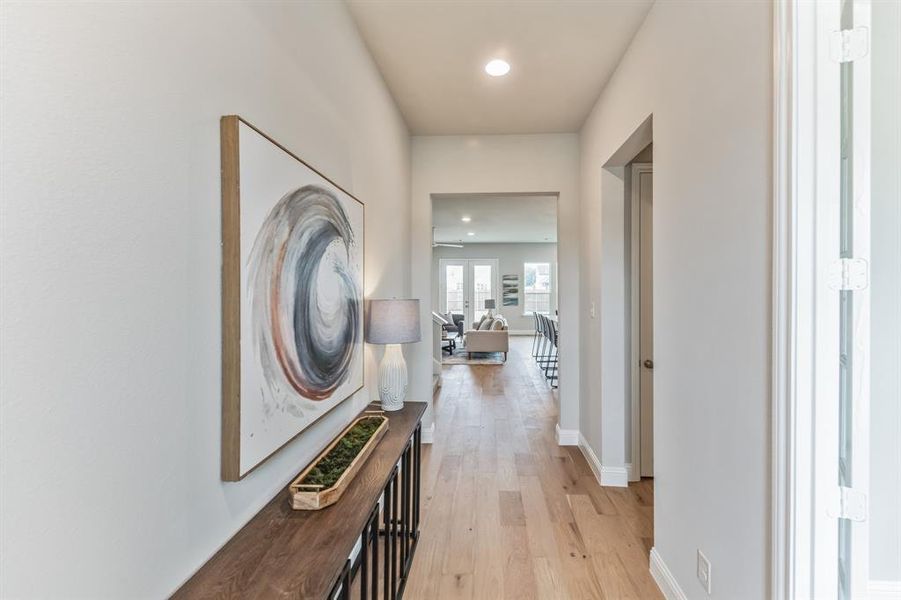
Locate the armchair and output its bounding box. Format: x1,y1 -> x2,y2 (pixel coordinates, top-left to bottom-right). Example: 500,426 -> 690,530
442,312 -> 464,337
464,314 -> 509,360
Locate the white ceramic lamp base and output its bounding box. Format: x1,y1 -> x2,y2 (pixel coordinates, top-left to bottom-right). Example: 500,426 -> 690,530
378,344 -> 408,411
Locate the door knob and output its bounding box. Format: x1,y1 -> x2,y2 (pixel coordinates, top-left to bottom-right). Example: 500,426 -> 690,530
643,359 -> 654,369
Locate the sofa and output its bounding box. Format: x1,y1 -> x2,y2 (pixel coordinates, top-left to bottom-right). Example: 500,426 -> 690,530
464,314 -> 509,360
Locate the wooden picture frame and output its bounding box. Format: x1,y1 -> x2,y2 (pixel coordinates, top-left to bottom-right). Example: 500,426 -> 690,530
220,116 -> 365,481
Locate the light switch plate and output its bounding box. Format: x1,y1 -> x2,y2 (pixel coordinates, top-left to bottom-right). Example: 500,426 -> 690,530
697,549 -> 712,595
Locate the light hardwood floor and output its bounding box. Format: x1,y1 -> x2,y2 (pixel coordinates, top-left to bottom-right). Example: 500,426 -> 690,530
404,337 -> 661,599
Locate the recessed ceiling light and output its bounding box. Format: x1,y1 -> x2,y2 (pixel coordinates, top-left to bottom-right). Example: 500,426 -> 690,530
467,232 -> 476,236
485,59 -> 510,77
461,216 -> 472,222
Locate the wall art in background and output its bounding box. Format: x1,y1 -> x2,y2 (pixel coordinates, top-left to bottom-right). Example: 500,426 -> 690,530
502,274 -> 520,307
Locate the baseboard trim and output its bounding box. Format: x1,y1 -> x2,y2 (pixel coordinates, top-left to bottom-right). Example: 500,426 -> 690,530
869,580 -> 901,598
555,424 -> 579,446
577,433 -> 629,488
421,422 -> 435,444
650,547 -> 688,600
578,432 -> 603,484
626,462 -> 637,482
507,329 -> 535,336
600,465 -> 629,487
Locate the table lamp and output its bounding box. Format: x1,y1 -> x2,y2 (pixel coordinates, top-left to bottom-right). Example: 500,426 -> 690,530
365,299 -> 421,411
484,298 -> 496,317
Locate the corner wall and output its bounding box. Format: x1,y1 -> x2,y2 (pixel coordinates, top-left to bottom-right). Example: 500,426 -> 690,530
0,2 -> 410,597
410,134 -> 580,432
578,1 -> 772,598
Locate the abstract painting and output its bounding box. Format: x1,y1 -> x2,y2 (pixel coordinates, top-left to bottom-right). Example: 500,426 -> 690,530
502,274 -> 519,307
220,116 -> 364,480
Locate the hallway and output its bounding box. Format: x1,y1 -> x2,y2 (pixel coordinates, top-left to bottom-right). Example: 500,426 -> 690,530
405,337 -> 659,599
1,2 -> 819,596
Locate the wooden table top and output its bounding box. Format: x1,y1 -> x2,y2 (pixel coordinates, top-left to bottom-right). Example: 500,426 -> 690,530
173,401 -> 427,600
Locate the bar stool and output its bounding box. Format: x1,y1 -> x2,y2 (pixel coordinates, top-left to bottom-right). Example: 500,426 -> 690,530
531,311 -> 542,358
543,318 -> 558,388
536,314 -> 553,367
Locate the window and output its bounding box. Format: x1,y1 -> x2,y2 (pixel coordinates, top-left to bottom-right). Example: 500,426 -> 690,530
523,262 -> 552,314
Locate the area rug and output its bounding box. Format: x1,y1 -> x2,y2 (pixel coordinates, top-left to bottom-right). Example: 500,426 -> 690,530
442,347 -> 506,365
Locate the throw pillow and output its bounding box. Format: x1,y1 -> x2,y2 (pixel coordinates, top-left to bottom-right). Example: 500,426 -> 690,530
476,314 -> 489,330
478,317 -> 494,330
490,318 -> 505,331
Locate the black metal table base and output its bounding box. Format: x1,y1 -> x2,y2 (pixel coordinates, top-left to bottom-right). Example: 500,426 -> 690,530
329,423 -> 422,600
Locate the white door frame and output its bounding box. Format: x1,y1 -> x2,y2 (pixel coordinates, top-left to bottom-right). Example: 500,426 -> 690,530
773,1 -> 823,595
772,2 -> 798,595
629,162 -> 653,482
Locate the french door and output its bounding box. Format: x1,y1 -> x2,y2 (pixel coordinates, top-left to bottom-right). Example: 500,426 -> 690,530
438,259 -> 499,327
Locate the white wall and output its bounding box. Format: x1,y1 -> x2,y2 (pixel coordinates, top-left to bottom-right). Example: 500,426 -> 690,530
432,242 -> 558,332
0,2 -> 410,597
411,135 -> 580,432
596,165 -> 628,467
579,2 -> 771,598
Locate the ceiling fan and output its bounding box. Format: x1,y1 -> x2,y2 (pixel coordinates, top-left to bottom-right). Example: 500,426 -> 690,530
432,227 -> 463,248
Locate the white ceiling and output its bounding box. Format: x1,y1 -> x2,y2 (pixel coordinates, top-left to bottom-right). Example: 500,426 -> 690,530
432,194 -> 557,244
346,0 -> 654,135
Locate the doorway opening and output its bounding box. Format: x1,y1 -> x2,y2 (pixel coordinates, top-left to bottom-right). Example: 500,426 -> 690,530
597,116 -> 655,560
430,192 -> 558,368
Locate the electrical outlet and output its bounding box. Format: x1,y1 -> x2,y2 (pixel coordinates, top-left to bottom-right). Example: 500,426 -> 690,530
697,549 -> 712,595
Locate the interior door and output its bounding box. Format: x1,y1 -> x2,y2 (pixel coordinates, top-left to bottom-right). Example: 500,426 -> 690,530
810,1 -> 886,597
865,1 -> 900,596
787,1 -> 898,595
439,259 -> 498,326
638,169 -> 654,478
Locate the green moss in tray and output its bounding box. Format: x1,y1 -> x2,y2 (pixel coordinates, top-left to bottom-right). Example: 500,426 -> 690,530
301,417 -> 383,489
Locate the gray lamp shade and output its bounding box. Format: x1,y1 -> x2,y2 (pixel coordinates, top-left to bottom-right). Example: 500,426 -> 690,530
365,299 -> 421,344
484,299 -> 496,310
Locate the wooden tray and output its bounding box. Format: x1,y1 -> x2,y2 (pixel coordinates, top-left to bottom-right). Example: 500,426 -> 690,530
289,412 -> 389,510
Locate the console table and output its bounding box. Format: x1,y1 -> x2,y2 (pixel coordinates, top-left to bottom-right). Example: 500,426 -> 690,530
174,402 -> 426,600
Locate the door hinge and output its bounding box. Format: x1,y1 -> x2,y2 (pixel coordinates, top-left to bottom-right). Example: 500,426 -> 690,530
827,258 -> 869,291
830,27 -> 869,63
827,486 -> 868,522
